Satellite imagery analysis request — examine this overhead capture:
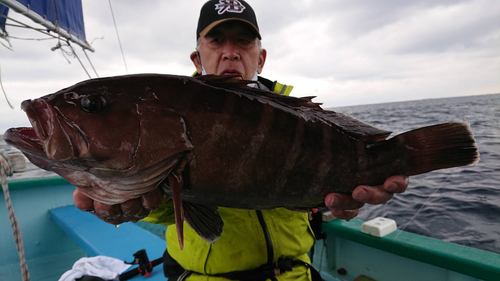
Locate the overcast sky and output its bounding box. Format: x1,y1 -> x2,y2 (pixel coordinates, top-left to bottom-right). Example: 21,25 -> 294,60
0,0 -> 499,133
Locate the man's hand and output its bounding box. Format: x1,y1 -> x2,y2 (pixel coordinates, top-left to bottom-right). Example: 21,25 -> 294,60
73,188 -> 163,225
324,175 -> 409,220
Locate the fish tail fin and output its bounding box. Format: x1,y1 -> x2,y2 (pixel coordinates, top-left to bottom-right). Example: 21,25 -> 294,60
395,122 -> 480,175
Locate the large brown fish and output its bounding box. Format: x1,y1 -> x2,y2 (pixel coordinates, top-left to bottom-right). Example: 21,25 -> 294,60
4,74 -> 479,248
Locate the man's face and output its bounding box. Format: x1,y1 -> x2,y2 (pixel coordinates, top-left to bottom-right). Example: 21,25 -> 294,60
191,22 -> 266,80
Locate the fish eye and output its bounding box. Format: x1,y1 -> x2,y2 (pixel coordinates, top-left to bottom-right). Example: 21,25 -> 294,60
81,94 -> 106,113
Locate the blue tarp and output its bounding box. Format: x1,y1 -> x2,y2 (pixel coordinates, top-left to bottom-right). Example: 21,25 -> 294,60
0,5 -> 8,33
0,0 -> 87,43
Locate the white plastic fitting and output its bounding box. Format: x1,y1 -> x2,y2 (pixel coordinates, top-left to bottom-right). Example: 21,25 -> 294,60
321,211 -> 337,222
361,217 -> 397,237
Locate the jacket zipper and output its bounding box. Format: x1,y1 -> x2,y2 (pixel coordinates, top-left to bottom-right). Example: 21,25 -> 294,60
256,210 -> 274,264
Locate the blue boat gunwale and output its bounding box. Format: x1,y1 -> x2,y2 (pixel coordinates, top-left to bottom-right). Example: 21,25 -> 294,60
6,176 -> 500,280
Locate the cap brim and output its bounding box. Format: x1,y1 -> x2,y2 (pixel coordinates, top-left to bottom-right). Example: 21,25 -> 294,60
199,18 -> 261,40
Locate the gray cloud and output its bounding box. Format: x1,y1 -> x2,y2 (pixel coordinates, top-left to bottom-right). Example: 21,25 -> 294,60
0,0 -> 499,133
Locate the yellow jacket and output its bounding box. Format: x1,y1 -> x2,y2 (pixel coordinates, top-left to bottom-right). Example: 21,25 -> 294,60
143,198 -> 315,281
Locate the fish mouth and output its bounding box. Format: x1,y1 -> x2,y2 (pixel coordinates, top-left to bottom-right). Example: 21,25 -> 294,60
4,127 -> 44,157
22,99 -> 50,145
6,99 -> 88,162
3,126 -> 56,171
4,99 -> 51,157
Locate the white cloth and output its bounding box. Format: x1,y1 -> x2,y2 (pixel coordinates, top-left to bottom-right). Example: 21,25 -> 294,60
248,70 -> 259,88
59,256 -> 132,281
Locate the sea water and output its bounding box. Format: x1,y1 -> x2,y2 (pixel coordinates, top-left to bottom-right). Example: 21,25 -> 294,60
335,93 -> 500,254
1,93 -> 499,254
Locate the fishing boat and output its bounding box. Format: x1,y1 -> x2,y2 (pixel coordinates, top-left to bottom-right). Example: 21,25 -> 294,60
1,1 -> 499,281
1,171 -> 500,281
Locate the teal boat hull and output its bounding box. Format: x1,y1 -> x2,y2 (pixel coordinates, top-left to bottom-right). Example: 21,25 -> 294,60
1,177 -> 499,281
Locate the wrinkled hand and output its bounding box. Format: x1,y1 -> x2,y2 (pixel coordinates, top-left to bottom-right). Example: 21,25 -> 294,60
73,188 -> 163,225
324,175 -> 409,221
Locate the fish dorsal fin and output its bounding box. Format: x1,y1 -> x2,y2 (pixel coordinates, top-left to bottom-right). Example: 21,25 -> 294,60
258,93 -> 323,109
318,111 -> 392,143
240,90 -> 390,143
183,202 -> 224,244
196,75 -> 389,143
196,75 -> 323,110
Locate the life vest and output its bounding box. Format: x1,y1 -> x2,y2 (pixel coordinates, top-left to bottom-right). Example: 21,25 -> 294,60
191,71 -> 294,96
257,76 -> 294,96
143,200 -> 315,281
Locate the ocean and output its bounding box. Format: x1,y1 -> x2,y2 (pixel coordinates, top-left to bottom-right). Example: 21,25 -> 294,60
334,93 -> 500,255
1,93 -> 499,254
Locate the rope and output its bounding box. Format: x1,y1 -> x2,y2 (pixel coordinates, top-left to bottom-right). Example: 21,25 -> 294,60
0,63 -> 14,109
0,151 -> 30,281
0,14 -> 57,39
83,49 -> 99,78
67,41 -> 91,78
4,34 -> 56,41
108,0 -> 128,73
0,27 -> 13,50
1,13 -> 98,79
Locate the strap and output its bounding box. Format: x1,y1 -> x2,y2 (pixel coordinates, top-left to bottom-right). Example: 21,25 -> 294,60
309,263 -> 324,281
164,248 -> 323,281
214,258 -> 303,281
119,257 -> 163,280
163,250 -> 192,281
310,211 -> 327,240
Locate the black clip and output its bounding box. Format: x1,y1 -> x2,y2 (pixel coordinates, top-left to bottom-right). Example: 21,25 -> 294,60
125,249 -> 153,277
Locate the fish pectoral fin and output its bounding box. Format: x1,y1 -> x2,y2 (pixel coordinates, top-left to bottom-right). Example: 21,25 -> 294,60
169,173 -> 185,250
183,201 -> 224,244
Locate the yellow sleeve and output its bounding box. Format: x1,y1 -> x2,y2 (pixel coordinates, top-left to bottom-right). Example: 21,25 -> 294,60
140,195 -> 176,226
272,82 -> 294,96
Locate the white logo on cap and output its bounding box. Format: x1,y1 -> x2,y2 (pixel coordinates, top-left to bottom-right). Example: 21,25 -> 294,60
215,0 -> 246,15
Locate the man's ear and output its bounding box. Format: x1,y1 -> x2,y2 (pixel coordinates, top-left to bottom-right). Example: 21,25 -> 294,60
190,51 -> 203,74
258,49 -> 267,74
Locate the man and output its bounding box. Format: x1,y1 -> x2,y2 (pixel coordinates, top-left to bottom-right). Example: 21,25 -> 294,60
74,1 -> 408,280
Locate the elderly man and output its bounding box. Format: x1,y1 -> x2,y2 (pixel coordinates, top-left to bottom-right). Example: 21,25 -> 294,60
74,1 -> 408,280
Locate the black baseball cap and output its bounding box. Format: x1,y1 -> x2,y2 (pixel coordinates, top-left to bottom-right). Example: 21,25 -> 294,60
196,0 -> 261,40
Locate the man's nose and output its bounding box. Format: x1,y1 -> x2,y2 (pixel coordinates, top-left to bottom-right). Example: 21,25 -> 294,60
222,41 -> 240,60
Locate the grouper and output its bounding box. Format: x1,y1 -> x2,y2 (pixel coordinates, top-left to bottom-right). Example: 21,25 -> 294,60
4,74 -> 479,249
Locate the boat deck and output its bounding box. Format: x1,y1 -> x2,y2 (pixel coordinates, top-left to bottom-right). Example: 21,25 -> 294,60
2,177 -> 500,280
0,250 -> 85,281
